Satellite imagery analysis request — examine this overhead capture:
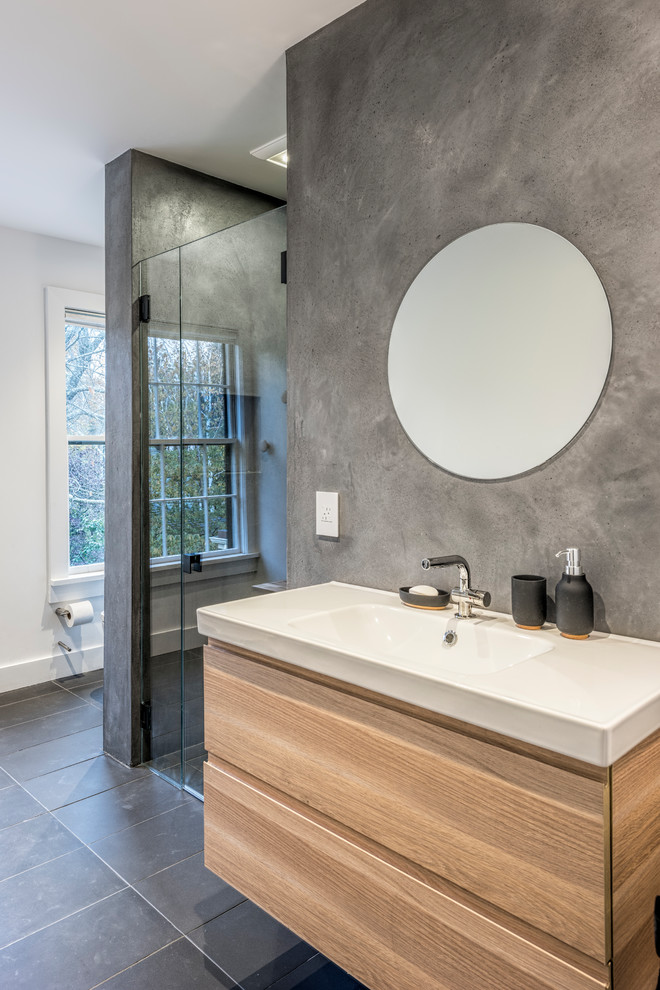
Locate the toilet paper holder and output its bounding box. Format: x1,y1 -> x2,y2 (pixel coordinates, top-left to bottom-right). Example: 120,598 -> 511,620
54,601 -> 95,627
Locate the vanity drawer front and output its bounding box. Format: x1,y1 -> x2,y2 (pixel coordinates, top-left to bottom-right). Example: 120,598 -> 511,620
205,644 -> 608,961
204,760 -> 609,990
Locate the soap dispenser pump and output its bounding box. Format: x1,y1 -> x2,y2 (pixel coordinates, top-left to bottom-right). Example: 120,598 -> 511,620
554,548 -> 594,640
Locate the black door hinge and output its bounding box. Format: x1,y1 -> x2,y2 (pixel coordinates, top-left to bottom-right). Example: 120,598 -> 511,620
183,553 -> 202,574
140,702 -> 152,732
139,294 -> 151,323
280,251 -> 287,284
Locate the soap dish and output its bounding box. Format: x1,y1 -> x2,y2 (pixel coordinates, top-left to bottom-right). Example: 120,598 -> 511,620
399,587 -> 451,610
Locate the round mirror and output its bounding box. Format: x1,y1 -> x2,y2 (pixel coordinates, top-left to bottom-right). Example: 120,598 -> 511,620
388,223 -> 612,479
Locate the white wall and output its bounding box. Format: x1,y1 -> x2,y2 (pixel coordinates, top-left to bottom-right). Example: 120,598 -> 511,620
0,225 -> 105,690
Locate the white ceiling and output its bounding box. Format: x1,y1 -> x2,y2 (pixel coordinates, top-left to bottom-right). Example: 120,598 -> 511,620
0,0 -> 362,247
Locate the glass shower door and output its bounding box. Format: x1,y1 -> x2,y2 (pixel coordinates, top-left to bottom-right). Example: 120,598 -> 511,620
179,207 -> 287,794
139,206 -> 287,797
138,245 -> 185,787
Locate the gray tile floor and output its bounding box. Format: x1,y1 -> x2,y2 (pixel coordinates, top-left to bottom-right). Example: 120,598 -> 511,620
146,647 -> 207,795
0,671 -> 368,989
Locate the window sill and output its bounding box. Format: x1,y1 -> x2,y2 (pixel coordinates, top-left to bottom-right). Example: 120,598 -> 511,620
49,571 -> 104,604
47,554 -> 259,601
149,552 -> 260,589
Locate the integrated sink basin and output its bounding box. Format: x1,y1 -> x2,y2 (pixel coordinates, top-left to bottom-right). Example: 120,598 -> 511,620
288,603 -> 552,675
197,580 -> 660,765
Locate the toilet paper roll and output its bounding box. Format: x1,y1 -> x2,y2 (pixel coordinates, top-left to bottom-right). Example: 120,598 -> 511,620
58,601 -> 94,627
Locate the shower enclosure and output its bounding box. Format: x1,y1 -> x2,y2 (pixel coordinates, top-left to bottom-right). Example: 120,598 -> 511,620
135,207 -> 286,797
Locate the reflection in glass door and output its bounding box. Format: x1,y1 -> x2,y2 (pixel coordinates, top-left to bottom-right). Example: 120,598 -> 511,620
139,207 -> 287,796
178,334 -> 241,794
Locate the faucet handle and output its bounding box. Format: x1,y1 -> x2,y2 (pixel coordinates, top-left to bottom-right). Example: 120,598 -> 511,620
451,588 -> 491,609
470,589 -> 491,609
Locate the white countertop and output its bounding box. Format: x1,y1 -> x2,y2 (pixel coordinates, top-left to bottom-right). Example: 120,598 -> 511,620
197,581 -> 660,766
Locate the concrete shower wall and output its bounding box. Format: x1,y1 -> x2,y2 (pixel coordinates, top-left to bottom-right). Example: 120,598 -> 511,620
286,0 -> 660,640
104,150 -> 282,765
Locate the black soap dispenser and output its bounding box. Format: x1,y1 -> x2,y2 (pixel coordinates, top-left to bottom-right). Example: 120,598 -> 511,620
554,548 -> 594,640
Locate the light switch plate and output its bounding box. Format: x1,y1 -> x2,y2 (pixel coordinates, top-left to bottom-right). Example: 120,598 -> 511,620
316,491 -> 339,538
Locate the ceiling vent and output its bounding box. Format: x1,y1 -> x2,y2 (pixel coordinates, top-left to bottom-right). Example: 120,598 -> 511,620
250,134 -> 288,168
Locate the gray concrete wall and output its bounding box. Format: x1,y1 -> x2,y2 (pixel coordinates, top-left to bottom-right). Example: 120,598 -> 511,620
131,152 -> 282,264
104,152 -> 139,766
104,150 -> 282,765
286,0 -> 660,640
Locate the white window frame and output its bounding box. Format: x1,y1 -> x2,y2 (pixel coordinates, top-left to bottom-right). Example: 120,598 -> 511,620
45,286 -> 105,604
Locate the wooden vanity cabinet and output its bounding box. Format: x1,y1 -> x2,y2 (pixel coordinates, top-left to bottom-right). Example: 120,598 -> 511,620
203,640 -> 660,990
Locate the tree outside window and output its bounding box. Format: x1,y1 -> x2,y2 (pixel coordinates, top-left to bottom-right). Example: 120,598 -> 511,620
65,311 -> 105,567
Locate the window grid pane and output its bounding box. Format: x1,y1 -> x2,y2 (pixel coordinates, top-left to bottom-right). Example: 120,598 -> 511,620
65,321 -> 105,436
147,336 -> 239,560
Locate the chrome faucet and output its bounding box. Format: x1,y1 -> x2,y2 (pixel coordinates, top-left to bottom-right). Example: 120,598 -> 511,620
421,555 -> 491,619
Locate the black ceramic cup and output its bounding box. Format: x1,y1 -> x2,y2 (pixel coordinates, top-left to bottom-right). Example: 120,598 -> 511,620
511,574 -> 547,630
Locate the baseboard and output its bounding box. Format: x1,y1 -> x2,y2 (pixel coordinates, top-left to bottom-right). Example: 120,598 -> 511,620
150,625 -> 205,657
0,645 -> 104,693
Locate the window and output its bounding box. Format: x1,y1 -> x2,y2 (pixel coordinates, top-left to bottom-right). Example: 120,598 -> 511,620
65,310 -> 105,567
147,332 -> 245,564
46,287 -> 106,599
